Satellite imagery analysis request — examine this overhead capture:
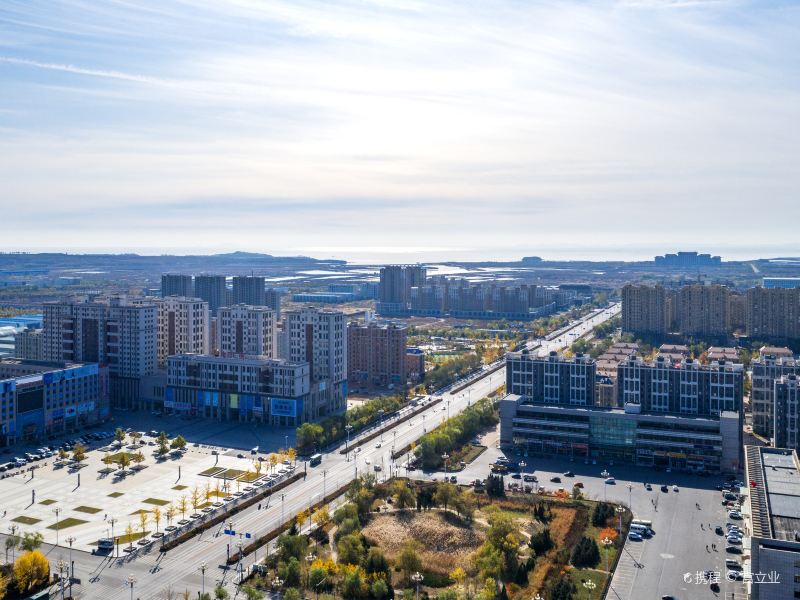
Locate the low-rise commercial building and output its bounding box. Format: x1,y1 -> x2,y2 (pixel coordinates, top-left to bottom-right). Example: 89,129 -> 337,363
166,354 -> 311,426
743,446 -> 800,599
0,359 -> 109,446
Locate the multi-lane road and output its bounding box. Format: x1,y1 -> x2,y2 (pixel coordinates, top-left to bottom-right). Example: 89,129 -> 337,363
22,304 -> 619,600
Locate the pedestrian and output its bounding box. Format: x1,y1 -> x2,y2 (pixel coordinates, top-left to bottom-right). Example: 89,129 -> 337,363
706,544 -> 709,552
701,524 -> 704,530
104,513 -> 107,520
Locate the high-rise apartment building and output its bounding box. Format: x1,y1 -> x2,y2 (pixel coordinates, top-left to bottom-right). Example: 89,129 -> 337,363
232,276 -> 266,306
13,327 -> 43,361
217,304 -> 275,358
377,265 -> 427,314
284,308 -> 347,417
42,297 -> 157,407
676,284 -> 731,337
751,347 -> 799,438
347,321 -> 407,389
194,274 -> 227,314
763,277 -> 800,289
155,297 -> 209,368
621,284 -> 667,335
505,350 -> 596,406
774,375 -> 800,451
746,287 -> 800,341
161,274 -> 193,298
265,288 -> 282,320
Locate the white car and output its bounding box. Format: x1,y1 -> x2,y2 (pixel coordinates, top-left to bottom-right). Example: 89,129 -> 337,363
672,485 -> 679,492
375,442 -> 381,448
365,458 -> 371,464
605,477 -> 615,484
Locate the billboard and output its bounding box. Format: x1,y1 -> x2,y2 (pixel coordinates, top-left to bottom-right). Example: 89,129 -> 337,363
270,398 -> 297,418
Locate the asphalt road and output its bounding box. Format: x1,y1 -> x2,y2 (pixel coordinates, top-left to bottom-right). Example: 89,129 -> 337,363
3,305 -> 618,600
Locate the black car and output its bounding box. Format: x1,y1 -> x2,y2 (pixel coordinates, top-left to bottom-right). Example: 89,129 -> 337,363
726,545 -> 742,554
511,473 -> 521,479
661,485 -> 669,492
715,526 -> 724,535
564,471 -> 574,477
550,476 -> 561,483
711,582 -> 720,593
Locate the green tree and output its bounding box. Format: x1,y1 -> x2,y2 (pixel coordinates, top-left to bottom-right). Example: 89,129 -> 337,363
473,542 -> 503,581
364,548 -> 391,579
370,578 -> 389,600
341,566 -> 368,600
392,480 -> 415,509
337,533 -> 365,566
170,435 -> 187,449
241,586 -> 264,600
214,585 -> 230,599
72,442 -> 87,462
19,531 -> 44,552
434,482 -> 459,512
115,427 -> 126,443
284,589 -> 301,600
397,541 -> 422,581
278,534 -> 309,563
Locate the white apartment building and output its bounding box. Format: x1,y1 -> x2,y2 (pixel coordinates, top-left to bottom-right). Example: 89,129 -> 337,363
751,348 -> 799,438
155,296 -> 209,368
284,308 -> 347,417
13,328 -> 43,361
217,304 -> 275,358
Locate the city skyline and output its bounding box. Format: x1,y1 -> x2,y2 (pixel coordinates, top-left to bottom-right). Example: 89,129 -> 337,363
2,1 -> 800,261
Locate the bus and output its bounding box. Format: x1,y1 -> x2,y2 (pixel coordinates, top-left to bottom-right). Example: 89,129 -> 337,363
309,453 -> 323,467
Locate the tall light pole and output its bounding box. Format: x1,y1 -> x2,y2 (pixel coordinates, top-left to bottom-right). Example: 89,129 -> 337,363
627,482 -> 633,510
601,470 -> 609,502
379,410 -> 385,442
601,538 -> 613,575
583,580 -> 596,599
66,535 -> 76,594
323,470 -> 328,499
53,507 -> 61,546
442,453 -> 449,477
616,506 -> 626,538
126,574 -> 136,600
411,571 -> 424,600
200,560 -> 207,595
345,424 -> 353,461
57,558 -> 66,600
281,494 -> 285,526
7,525 -> 17,563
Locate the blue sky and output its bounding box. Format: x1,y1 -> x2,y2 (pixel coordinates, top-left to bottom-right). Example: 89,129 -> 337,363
1,1 -> 799,263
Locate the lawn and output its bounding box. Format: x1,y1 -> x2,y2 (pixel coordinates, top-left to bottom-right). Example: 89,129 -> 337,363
48,517 -> 88,530
199,467 -> 225,477
107,492 -> 124,498
172,484 -> 188,490
74,506 -> 103,514
216,468 -> 247,480
107,452 -> 136,464
130,509 -> 151,516
38,499 -> 57,506
11,516 -> 41,525
143,498 -> 170,506
571,567 -> 608,599
238,471 -> 264,482
116,530 -> 150,545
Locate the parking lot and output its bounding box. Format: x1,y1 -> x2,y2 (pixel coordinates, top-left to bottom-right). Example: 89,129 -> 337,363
415,425 -> 749,600
0,427 -> 299,554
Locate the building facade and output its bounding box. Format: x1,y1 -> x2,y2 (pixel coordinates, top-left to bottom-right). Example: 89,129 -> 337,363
751,348 -> 799,438
377,265 -> 427,314
161,274 -> 193,298
347,322 -> 407,389
0,359 -> 109,446
774,375 -> 800,452
676,284 -> 731,337
746,287 -> 800,341
232,276 -> 266,306
217,304 -> 275,358
14,328 -> 43,361
500,350 -> 743,472
284,308 -> 347,418
621,284 -> 667,335
166,354 -> 310,425
194,274 -> 227,314
155,297 -> 209,368
42,297 -> 157,407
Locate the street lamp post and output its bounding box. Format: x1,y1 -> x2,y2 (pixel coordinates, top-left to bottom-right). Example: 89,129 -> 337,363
66,535 -> 76,594
615,506 -> 626,538
281,494 -> 285,526
126,574 -> 136,600
601,470 -> 609,502
627,482 -> 633,509
57,559 -> 66,600
345,424 -> 353,461
305,553 -> 316,588
601,537 -> 613,575
200,560 -> 207,595
323,470 -> 328,499
53,507 -> 62,546
533,594 -> 544,600
7,525 -> 17,563
442,453 -> 449,477
411,571 -> 424,600
583,580 -> 596,598
379,410 -> 385,442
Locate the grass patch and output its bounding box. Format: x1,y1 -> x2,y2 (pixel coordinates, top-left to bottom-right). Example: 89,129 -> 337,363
107,492 -> 124,498
238,471 -> 263,482
38,499 -> 57,506
107,452 -> 136,464
172,484 -> 188,490
11,516 -> 41,525
571,568 -> 608,600
143,498 -> 170,506
454,445 -> 486,469
116,530 -> 150,545
216,468 -> 246,480
48,517 -> 87,531
129,509 -> 150,516
74,506 -> 103,514
199,467 -> 225,477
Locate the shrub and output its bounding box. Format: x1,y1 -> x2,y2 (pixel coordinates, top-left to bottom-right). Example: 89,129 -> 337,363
570,536 -> 600,568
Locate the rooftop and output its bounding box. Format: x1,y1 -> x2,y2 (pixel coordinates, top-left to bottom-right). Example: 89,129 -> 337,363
745,446 -> 800,542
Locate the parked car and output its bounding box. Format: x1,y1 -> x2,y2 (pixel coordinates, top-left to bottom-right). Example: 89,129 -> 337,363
645,483 -> 652,491
563,471 -> 574,477
661,485 -> 669,492
726,545 -> 742,554
550,476 -> 561,483
628,531 -> 642,541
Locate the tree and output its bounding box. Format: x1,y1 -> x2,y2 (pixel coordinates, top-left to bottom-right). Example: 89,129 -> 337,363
171,435 -> 187,450
253,460 -> 263,477
278,534 -> 309,563
214,586 -> 230,599
153,506 -> 162,532
5,531 -> 19,563
269,453 -> 278,474
165,503 -> 176,527
296,422 -> 324,451
139,510 -> 149,536
295,509 -> 309,530
571,537 -> 600,568
19,531 -> 44,552
13,550 -> 49,592
312,507 -> 331,528
130,431 -> 142,446
364,548 -> 390,580
241,585 -> 264,600
550,575 -> 576,600
287,447 -> 297,464
177,496 -> 188,520
205,482 -> 213,504
392,480 -> 415,509
473,542 -> 504,581
336,533 -> 365,565
72,442 -> 87,462
58,448 -> 68,461
125,523 -> 135,549
102,452 -> 113,468
158,438 -> 169,456
340,565 -> 369,600
115,427 -> 126,443
199,594 -> 212,600
284,589 -> 301,600
397,541 -> 422,581
449,567 -> 466,593
191,486 -> 201,512
529,528 -> 553,556
0,571 -> 8,600
434,482 -> 458,512
118,452 -> 131,473
371,579 -> 389,600
132,450 -> 146,466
